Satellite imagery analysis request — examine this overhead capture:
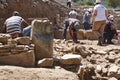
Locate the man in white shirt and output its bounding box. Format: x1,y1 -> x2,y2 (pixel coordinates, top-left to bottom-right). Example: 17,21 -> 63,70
69,9 -> 78,19
91,0 -> 108,46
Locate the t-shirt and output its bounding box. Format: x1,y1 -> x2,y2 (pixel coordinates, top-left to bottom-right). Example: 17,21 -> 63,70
67,0 -> 71,2
69,10 -> 77,19
94,4 -> 107,21
83,11 -> 92,23
4,16 -> 24,34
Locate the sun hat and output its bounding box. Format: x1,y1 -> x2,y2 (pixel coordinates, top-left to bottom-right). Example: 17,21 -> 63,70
95,0 -> 101,4
12,11 -> 20,16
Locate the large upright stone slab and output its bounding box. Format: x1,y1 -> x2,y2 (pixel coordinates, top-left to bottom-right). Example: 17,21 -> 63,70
31,19 -> 53,60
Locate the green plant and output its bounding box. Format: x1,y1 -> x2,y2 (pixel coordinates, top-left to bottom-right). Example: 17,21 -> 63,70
108,0 -> 120,8
85,1 -> 94,6
78,1 -> 94,6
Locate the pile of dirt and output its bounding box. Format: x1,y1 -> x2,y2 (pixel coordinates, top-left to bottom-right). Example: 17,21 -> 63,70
0,0 -> 68,32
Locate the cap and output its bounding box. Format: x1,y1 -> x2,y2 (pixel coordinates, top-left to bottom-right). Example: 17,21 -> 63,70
13,11 -> 20,16
108,15 -> 114,21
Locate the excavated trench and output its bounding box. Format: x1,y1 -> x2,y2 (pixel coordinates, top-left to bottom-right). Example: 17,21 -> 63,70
0,0 -> 120,80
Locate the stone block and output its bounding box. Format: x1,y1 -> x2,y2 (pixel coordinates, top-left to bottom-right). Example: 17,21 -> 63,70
0,50 -> 35,67
37,58 -> 53,67
15,37 -> 31,45
59,54 -> 82,65
85,30 -> 99,40
31,19 -> 53,60
0,34 -> 11,44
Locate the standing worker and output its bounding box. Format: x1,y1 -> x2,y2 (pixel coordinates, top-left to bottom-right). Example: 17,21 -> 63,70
67,0 -> 72,8
91,0 -> 108,46
69,9 -> 78,19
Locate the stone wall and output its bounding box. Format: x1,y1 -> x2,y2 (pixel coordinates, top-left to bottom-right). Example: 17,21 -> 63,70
0,34 -> 35,67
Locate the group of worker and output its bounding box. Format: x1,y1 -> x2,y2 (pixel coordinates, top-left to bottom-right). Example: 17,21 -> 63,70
1,0 -> 118,46
64,0 -> 118,45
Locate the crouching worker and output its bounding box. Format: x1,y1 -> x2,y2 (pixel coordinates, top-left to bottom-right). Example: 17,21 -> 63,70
69,18 -> 80,43
3,11 -> 29,38
103,15 -> 118,44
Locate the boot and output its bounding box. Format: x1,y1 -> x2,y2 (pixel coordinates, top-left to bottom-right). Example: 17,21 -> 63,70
102,38 -> 106,44
97,36 -> 103,46
107,40 -> 114,44
73,32 -> 79,43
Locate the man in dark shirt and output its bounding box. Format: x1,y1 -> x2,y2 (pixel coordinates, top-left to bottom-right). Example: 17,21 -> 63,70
103,15 -> 118,44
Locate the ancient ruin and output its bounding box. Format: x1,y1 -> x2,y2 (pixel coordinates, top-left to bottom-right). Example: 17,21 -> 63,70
0,0 -> 120,80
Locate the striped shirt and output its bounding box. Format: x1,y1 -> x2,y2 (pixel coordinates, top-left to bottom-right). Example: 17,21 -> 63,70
4,16 -> 24,34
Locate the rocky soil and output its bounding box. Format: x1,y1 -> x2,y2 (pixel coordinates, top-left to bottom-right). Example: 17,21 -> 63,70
0,0 -> 120,80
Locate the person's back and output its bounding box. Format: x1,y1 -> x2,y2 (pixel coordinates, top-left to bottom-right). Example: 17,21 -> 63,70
69,10 -> 77,19
4,11 -> 29,38
94,4 -> 107,21
5,16 -> 23,34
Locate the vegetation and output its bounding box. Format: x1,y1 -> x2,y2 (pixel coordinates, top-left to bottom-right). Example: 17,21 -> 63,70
73,0 -> 120,8
108,0 -> 120,8
78,1 -> 94,6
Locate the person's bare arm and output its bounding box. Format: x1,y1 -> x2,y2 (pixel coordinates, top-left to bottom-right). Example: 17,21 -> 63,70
105,10 -> 108,20
93,10 -> 97,17
21,20 -> 29,28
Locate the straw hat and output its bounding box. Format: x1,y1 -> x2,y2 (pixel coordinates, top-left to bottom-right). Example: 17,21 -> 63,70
95,0 -> 101,4
12,11 -> 20,16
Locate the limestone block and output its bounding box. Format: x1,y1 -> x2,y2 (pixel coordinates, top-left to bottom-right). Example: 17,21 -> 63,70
0,45 -> 11,54
7,39 -> 17,48
108,65 -> 119,76
10,45 -> 30,54
15,37 -> 31,45
0,50 -> 35,67
59,54 -> 82,65
85,30 -> 99,40
106,55 -> 116,63
96,65 -> 102,73
31,19 -> 53,60
0,34 -> 11,44
54,29 -> 85,40
77,66 -> 85,80
54,29 -> 63,39
77,29 -> 85,40
37,58 -> 53,67
109,77 -> 117,80
93,50 -> 107,55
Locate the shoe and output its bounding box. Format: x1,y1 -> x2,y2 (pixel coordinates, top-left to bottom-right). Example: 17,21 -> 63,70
74,41 -> 79,43
97,42 -> 103,46
107,41 -> 114,44
102,38 -> 106,44
97,36 -> 103,46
